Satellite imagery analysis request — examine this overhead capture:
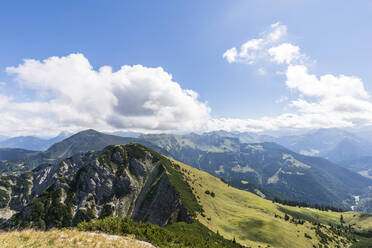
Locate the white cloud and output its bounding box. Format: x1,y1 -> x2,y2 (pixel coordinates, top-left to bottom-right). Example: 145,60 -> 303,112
219,22 -> 372,132
2,22 -> 371,136
223,22 -> 288,64
266,22 -> 287,43
2,53 -> 210,136
222,47 -> 237,64
285,65 -> 368,99
268,43 -> 301,64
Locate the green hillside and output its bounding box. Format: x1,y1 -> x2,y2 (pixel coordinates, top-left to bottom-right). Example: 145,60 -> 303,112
170,158 -> 372,248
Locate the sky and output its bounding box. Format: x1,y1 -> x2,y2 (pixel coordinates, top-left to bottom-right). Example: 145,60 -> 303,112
1,1 -> 372,137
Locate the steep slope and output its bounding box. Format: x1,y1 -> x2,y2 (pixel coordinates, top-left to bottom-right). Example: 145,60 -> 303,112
172,158 -> 372,247
141,133 -> 372,210
140,133 -> 240,153
1,144 -> 195,229
339,157 -> 372,213
340,156 -> 372,179
0,143 -> 371,247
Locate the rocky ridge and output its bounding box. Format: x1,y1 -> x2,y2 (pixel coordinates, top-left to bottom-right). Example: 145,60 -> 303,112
0,143 -> 198,229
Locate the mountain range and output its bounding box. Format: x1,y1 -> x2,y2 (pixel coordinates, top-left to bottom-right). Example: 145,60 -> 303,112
207,128 -> 372,165
274,128 -> 372,164
1,143 -> 371,247
140,132 -> 372,211
0,132 -> 71,151
340,156 -> 372,179
3,128 -> 372,165
0,129 -> 166,175
1,129 -> 372,213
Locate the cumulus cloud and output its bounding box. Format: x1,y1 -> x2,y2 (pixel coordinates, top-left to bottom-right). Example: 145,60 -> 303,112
2,22 -> 371,136
1,53 -> 210,136
223,22 -> 288,64
219,22 -> 372,132
222,47 -> 238,64
285,65 -> 368,99
268,43 -> 302,64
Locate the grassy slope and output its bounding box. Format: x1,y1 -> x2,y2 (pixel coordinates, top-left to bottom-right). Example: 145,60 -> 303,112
0,229 -> 155,248
170,158 -> 372,248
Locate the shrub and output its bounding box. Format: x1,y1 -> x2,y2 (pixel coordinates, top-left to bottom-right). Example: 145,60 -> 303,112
78,217 -> 244,248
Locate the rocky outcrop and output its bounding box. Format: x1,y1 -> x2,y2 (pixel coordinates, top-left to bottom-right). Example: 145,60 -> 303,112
0,143 -> 199,229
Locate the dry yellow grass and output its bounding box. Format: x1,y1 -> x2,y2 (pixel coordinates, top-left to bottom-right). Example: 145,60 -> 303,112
0,229 -> 155,248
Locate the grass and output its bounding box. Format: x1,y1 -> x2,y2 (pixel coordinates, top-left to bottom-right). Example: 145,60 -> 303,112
78,217 -> 242,248
0,229 -> 155,248
169,158 -> 372,248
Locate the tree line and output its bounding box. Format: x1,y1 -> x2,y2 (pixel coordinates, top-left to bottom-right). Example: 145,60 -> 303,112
272,197 -> 345,212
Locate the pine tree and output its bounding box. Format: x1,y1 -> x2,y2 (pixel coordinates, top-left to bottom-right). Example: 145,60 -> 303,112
340,214 -> 345,224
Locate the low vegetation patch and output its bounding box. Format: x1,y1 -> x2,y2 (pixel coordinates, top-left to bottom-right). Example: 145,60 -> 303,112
78,217 -> 243,248
9,186 -> 74,229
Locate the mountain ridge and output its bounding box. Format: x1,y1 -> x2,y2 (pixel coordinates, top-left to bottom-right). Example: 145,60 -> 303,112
1,143 -> 372,247
141,133 -> 372,211
2,129 -> 372,213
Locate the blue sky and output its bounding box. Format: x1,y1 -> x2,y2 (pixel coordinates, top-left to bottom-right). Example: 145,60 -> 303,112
1,1 -> 372,136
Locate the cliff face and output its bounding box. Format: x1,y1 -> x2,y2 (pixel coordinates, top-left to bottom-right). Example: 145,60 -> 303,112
0,143 -> 196,229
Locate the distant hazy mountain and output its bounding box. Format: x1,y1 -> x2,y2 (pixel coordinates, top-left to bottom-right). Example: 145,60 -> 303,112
205,129 -> 372,164
340,156 -> 372,179
0,136 -> 9,142
205,130 -> 275,144
0,132 -> 71,151
140,132 -> 241,154
140,133 -> 372,210
107,131 -> 142,138
274,128 -> 372,163
0,148 -> 38,161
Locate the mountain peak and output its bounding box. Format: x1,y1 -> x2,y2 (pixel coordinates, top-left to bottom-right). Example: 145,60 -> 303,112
3,143 -> 197,230
73,129 -> 101,136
